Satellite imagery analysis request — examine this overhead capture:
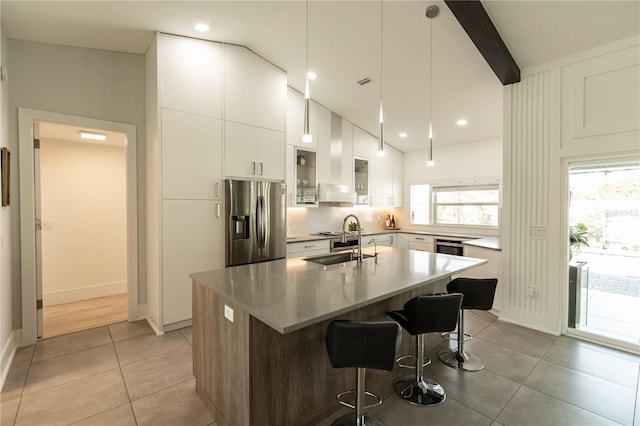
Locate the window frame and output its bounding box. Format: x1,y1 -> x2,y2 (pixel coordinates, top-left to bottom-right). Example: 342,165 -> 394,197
410,178 -> 501,228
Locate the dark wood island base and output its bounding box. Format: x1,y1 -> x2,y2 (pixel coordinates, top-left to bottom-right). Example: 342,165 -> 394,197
193,278 -> 449,426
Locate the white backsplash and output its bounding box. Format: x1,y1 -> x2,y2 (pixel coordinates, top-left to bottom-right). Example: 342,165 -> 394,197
287,206 -> 400,236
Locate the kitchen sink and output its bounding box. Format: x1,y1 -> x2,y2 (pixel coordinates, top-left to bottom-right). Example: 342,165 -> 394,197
303,252 -> 375,265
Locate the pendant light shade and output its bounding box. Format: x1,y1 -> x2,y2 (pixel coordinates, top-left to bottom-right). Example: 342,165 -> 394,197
426,5 -> 439,166
302,79 -> 312,143
377,0 -> 385,157
302,0 -> 312,143
378,101 -> 385,157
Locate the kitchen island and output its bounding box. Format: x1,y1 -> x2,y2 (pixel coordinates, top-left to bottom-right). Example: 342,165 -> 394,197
190,247 -> 486,426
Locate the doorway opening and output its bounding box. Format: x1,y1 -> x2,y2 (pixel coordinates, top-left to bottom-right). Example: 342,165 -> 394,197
38,122 -> 128,338
19,108 -> 139,345
567,160 -> 639,348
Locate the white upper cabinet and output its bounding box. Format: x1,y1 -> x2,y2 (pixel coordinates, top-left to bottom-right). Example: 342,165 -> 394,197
370,158 -> 393,207
353,126 -> 374,158
161,108 -> 223,200
225,45 -> 286,132
224,122 -> 285,181
158,34 -> 222,118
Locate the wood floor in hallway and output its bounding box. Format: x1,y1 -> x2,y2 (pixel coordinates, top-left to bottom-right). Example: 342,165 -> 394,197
43,293 -> 128,339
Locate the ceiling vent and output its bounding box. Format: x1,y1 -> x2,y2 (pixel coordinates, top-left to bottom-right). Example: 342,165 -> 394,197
357,77 -> 371,86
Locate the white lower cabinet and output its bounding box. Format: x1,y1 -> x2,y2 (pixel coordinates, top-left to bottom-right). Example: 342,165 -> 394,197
408,234 -> 434,252
287,240 -> 330,258
363,233 -> 396,248
162,200 -> 224,326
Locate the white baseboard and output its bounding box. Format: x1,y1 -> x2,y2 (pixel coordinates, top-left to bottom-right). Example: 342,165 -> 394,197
498,316 -> 560,337
145,316 -> 164,336
44,281 -> 127,306
1,329 -> 18,391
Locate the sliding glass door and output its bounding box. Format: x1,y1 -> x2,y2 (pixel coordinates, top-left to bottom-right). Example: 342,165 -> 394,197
567,160 -> 639,348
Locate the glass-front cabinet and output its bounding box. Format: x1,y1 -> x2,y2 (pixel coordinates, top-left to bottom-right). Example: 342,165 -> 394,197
295,148 -> 317,205
354,158 -> 369,206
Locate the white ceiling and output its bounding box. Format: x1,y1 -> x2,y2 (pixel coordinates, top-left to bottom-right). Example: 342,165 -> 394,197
3,1 -> 639,153
39,122 -> 127,148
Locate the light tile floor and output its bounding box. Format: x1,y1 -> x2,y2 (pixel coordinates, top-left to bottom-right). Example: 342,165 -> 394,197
1,314 -> 639,426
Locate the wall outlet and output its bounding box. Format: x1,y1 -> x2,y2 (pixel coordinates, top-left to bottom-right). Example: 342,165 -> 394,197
224,304 -> 234,322
526,286 -> 536,297
530,226 -> 549,239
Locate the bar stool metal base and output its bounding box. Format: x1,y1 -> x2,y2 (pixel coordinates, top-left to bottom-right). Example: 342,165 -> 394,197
331,413 -> 385,426
393,374 -> 446,406
437,349 -> 484,372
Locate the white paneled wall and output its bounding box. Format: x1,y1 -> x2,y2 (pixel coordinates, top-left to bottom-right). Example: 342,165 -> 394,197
502,70 -> 562,333
502,36 -> 639,335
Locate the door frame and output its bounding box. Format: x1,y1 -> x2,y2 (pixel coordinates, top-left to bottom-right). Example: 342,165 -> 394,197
560,153 -> 640,354
19,108 -> 139,345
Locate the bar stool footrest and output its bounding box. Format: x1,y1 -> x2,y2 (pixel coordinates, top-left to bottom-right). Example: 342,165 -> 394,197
440,331 -> 472,342
395,354 -> 431,370
336,390 -> 383,410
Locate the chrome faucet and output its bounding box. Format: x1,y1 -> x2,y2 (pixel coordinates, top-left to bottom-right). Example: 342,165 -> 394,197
341,214 -> 363,263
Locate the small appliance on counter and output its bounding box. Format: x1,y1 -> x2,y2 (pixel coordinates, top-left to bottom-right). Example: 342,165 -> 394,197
226,179 -> 287,266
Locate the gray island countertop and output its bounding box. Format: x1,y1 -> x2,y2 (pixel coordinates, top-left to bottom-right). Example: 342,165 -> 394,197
190,247 -> 486,334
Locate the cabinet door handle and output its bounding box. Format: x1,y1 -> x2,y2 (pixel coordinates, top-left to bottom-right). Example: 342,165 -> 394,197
416,237 -> 424,241
251,161 -> 256,175
304,245 -> 314,249
259,162 -> 264,176
216,182 -> 221,198
390,236 -> 393,245
216,203 -> 221,218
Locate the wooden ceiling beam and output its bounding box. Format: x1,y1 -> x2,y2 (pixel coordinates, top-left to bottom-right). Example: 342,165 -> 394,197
445,0 -> 520,85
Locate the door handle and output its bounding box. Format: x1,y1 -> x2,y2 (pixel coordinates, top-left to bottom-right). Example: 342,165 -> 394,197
216,203 -> 221,218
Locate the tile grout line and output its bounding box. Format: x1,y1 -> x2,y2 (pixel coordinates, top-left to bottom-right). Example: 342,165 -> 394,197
108,324 -> 140,426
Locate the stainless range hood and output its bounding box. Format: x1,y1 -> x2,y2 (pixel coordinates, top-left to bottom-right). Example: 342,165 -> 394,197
317,183 -> 356,204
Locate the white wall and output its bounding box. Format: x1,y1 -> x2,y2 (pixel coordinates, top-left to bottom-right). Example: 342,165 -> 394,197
399,137 -> 503,236
40,138 -> 126,305
1,5 -> 16,389
8,40 -> 146,328
502,36 -> 640,335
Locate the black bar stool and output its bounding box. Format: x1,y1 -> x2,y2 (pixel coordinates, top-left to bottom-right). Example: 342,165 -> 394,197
388,293 -> 463,406
438,277 -> 498,372
326,320 -> 402,426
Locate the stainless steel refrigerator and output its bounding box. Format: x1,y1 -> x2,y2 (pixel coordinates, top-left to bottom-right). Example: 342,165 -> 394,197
225,179 -> 287,266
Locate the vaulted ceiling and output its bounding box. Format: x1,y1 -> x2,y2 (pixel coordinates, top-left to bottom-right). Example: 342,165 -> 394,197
3,1 -> 639,152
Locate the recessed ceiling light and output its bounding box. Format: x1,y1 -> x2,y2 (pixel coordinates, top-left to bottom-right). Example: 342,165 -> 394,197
195,23 -> 210,32
79,131 -> 107,141
399,132 -> 408,138
307,71 -> 317,80
456,119 -> 468,126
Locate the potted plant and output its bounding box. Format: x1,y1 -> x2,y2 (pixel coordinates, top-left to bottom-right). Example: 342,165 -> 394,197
569,223 -> 590,259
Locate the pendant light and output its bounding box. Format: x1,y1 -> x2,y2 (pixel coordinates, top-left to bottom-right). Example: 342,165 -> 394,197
377,0 -> 385,157
426,5 -> 439,166
302,0 -> 313,143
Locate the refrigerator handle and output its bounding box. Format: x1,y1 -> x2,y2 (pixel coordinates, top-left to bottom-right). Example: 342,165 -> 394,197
256,195 -> 266,248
